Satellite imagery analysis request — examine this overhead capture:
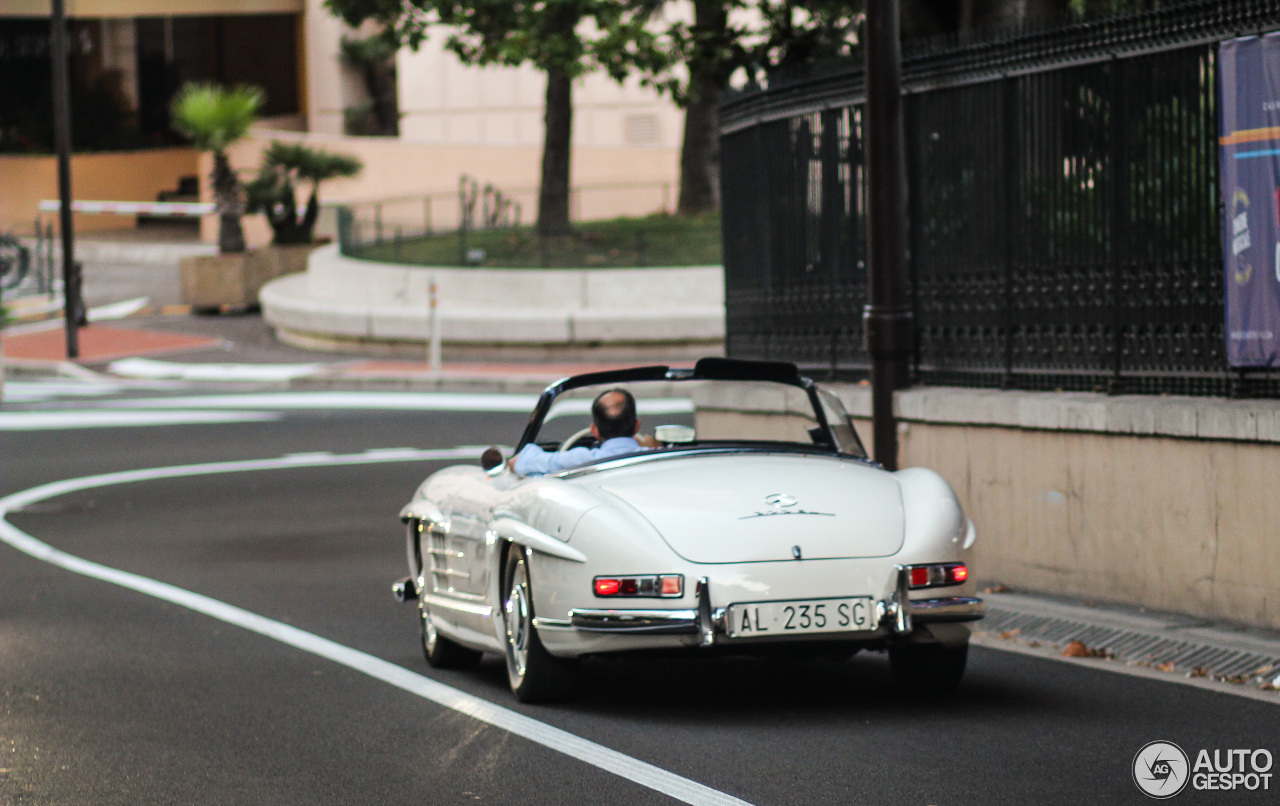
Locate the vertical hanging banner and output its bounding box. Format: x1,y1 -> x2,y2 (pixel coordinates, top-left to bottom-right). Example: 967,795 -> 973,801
1219,35 -> 1280,367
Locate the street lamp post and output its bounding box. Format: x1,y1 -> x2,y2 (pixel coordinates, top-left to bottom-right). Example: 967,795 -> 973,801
862,0 -> 912,470
51,0 -> 81,359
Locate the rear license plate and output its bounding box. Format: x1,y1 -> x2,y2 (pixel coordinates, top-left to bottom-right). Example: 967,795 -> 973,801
726,597 -> 875,638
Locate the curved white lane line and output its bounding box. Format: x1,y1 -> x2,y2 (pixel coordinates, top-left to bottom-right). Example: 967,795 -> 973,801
0,410 -> 280,430
0,449 -> 752,806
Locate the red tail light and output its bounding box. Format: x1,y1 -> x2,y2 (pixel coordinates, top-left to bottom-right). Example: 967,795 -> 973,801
593,574 -> 683,598
906,563 -> 968,589
595,578 -> 620,596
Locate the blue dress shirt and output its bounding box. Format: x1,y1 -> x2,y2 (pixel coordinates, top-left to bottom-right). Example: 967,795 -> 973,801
513,436 -> 646,476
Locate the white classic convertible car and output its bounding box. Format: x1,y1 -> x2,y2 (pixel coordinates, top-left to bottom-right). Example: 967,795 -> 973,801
394,358 -> 983,702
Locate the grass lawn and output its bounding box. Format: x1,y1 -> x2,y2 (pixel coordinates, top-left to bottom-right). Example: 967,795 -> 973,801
356,211 -> 722,268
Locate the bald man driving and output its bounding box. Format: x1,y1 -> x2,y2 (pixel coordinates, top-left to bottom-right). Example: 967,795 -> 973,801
509,388 -> 658,476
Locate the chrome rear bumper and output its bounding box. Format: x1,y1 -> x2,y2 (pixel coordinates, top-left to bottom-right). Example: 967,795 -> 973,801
909,596 -> 986,623
569,608 -> 699,634
565,582 -> 983,639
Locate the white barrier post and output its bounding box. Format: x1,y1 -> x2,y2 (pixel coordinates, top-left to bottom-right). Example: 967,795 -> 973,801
428,274 -> 441,378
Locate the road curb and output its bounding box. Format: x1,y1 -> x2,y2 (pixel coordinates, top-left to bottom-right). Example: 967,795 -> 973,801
976,591 -> 1280,697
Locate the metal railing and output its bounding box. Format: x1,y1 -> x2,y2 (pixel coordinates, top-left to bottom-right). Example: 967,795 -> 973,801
720,0 -> 1280,397
336,179 -> 674,265
1,220 -> 57,297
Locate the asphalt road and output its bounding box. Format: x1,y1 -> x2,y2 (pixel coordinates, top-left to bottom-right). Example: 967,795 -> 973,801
2,392 -> 1276,805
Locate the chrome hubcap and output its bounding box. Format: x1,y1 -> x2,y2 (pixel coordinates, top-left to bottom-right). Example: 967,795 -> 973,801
505,564 -> 530,678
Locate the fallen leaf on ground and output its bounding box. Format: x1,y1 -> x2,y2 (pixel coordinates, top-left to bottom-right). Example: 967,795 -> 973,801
1189,667 -> 1209,678
982,584 -> 1010,594
999,629 -> 1021,639
1062,640 -> 1114,659
1156,661 -> 1176,672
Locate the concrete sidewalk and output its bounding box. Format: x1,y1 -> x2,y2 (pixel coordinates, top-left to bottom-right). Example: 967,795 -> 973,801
2,310 -> 667,389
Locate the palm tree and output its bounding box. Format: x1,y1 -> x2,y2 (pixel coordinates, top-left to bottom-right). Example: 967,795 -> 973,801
245,141 -> 363,245
170,84 -> 263,254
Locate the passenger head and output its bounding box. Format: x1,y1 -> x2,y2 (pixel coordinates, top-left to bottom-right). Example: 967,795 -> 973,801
591,388 -> 638,441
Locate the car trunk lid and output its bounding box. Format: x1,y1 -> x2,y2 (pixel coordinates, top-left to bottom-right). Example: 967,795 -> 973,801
592,453 -> 903,563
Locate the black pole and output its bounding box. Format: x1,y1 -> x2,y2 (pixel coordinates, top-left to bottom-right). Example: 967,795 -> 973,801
51,0 -> 80,359
863,0 -> 912,470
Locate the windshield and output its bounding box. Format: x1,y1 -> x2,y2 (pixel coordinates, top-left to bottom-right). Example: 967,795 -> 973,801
532,378 -> 867,459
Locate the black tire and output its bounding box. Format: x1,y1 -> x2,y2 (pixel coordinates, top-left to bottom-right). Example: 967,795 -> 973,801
889,641 -> 968,694
502,547 -> 577,703
419,601 -> 483,669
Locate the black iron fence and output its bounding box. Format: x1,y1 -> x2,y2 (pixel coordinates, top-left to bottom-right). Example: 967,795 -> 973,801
720,0 -> 1280,396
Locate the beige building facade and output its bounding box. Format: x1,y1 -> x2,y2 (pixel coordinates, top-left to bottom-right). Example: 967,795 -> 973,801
1,0 -> 683,237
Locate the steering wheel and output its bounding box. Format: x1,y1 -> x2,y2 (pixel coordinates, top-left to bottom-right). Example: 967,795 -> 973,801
557,426 -> 595,453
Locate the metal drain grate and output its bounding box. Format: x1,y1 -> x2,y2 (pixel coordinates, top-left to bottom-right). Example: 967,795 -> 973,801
977,595 -> 1280,688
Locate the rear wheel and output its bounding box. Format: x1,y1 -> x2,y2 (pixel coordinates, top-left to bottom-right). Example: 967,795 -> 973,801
502,547 -> 576,703
889,641 -> 967,694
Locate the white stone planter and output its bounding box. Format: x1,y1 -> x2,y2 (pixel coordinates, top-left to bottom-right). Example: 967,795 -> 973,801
261,244 -> 725,358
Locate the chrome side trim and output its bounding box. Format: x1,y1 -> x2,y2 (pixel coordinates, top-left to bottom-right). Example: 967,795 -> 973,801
422,594 -> 493,618
431,567 -> 471,580
569,608 -> 699,634
910,596 -> 986,623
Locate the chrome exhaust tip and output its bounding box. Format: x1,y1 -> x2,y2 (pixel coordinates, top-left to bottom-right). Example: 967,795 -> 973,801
392,576 -> 418,603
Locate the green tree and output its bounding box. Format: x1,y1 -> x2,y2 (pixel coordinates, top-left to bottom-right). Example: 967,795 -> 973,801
633,1 -> 862,214
170,84 -> 263,254
245,141 -> 364,245
340,31 -> 401,136
326,0 -> 660,236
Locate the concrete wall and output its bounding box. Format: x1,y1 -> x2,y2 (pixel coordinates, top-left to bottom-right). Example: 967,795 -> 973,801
699,384 -> 1280,631
899,420 -> 1280,632
0,148 -> 200,235
396,39 -> 683,152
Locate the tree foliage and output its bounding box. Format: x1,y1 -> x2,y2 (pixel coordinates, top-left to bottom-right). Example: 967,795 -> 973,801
340,30 -> 400,136
170,83 -> 264,253
245,141 -> 364,245
326,0 -> 669,234
170,84 -> 263,154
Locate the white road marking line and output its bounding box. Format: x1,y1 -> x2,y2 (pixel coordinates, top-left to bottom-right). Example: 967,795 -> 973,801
0,410 -> 281,430
0,449 -> 753,806
97,391 -> 542,411
109,358 -> 325,382
89,391 -> 696,416
0,380 -> 136,402
87,297 -> 151,322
